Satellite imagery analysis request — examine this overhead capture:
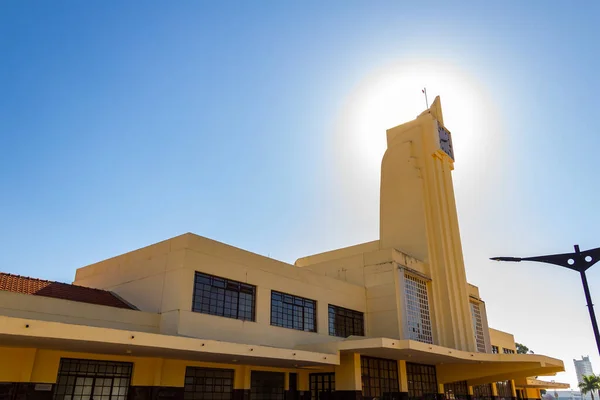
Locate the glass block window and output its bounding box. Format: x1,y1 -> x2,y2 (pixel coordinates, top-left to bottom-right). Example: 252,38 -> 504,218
184,367 -> 234,400
444,381 -> 468,400
360,356 -> 399,399
192,272 -> 256,321
406,363 -> 437,400
53,359 -> 132,400
503,348 -> 515,354
270,291 -> 316,332
496,381 -> 512,400
470,301 -> 486,352
251,371 -> 285,400
309,373 -> 335,400
491,346 -> 499,354
404,273 -> 433,344
473,384 -> 493,400
328,304 -> 365,337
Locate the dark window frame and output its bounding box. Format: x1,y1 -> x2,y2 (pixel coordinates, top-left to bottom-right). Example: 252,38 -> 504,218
184,367 -> 234,400
444,381 -> 468,400
251,371 -> 285,400
192,272 -> 256,321
270,290 -> 317,332
473,384 -> 493,400
406,362 -> 437,400
328,304 -> 365,338
502,348 -> 515,354
309,373 -> 335,400
53,358 -> 133,400
491,346 -> 499,354
360,356 -> 400,399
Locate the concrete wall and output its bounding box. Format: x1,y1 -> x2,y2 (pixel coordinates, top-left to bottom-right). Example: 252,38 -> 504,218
73,233 -> 366,348
0,347 -> 322,388
0,291 -> 159,333
489,328 -> 517,352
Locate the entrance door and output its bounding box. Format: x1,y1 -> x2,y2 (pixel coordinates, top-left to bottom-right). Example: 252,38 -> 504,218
250,372 -> 284,400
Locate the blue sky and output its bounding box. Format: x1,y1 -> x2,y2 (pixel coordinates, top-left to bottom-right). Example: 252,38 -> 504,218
1,1 -> 599,388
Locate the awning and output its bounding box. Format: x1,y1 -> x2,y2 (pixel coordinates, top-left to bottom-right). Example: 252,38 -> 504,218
0,315 -> 338,368
514,378 -> 570,389
297,337 -> 565,384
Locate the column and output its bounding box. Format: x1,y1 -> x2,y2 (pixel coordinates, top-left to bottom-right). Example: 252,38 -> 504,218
398,361 -> 409,400
510,381 -> 517,400
491,383 -> 499,400
334,353 -> 362,400
467,385 -> 474,400
233,366 -> 251,400
437,383 -> 446,400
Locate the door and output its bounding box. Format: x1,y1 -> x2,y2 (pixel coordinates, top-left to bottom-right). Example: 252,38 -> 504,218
250,372 -> 285,400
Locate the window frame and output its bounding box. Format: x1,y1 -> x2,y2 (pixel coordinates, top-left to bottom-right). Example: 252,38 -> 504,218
270,290 -> 317,332
328,304 -> 365,338
404,272 -> 434,344
192,271 -> 256,321
360,356 -> 400,399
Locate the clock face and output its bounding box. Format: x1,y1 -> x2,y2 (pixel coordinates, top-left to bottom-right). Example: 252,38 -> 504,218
436,122 -> 455,161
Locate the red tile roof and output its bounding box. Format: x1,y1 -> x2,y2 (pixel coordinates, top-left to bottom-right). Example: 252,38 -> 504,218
0,272 -> 136,310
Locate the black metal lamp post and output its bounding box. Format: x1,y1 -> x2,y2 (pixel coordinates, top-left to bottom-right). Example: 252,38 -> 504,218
491,245 -> 600,356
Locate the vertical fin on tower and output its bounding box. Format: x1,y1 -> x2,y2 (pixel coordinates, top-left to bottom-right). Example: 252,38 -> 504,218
429,96 -> 443,125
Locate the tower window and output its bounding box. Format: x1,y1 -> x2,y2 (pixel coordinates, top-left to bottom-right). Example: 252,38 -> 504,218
404,273 -> 433,344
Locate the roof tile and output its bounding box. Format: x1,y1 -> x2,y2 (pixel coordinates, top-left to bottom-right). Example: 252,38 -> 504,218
0,272 -> 136,310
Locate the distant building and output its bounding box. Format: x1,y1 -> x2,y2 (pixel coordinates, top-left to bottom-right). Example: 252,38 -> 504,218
574,356 -> 595,384
551,390 -> 590,400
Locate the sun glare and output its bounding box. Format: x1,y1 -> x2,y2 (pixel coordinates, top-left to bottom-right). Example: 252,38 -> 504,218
333,59 -> 503,180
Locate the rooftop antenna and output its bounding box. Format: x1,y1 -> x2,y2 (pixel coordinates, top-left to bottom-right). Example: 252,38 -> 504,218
422,87 -> 429,109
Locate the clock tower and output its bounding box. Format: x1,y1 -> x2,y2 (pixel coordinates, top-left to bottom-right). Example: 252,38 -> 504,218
379,96 -> 474,351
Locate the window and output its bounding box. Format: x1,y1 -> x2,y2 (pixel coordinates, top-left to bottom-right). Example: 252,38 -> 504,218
496,381 -> 512,400
404,273 -> 433,344
361,356 -> 399,399
407,363 -> 437,400
53,359 -> 132,400
271,291 -> 316,332
192,272 -> 256,321
309,373 -> 335,400
251,371 -> 285,400
473,384 -> 493,400
328,304 -> 364,337
444,381 -> 468,400
503,348 -> 515,354
470,302 -> 486,352
184,367 -> 234,400
491,346 -> 499,354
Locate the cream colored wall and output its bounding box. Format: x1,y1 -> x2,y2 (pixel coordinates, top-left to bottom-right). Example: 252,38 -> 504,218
73,233 -> 366,348
0,347 -> 323,387
0,291 -> 160,333
379,98 -> 476,353
489,328 -> 517,352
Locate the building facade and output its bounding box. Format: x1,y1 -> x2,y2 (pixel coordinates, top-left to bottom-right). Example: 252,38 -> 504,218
573,357 -> 594,385
0,97 -> 567,400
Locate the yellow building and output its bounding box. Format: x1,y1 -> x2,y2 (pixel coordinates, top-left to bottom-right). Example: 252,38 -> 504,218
0,97 -> 567,400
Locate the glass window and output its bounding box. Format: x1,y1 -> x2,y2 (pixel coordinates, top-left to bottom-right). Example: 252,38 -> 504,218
503,348 -> 515,354
328,304 -> 364,337
470,302 -> 486,352
406,362 -> 437,400
270,291 -> 316,332
53,359 -> 132,400
192,272 -> 256,321
251,371 -> 285,400
473,384 -> 493,400
496,381 -> 512,400
444,381 -> 468,400
184,367 -> 234,400
360,356 -> 399,399
309,373 -> 335,400
404,273 -> 433,344
491,346 -> 499,354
